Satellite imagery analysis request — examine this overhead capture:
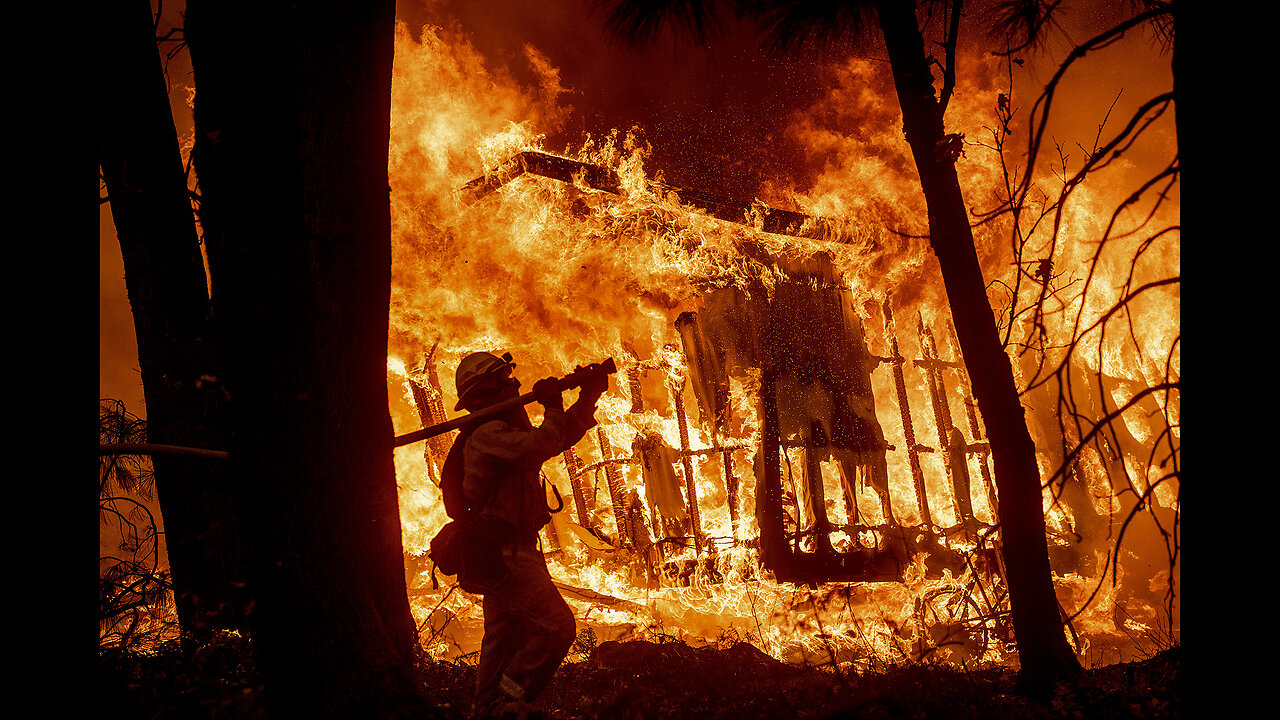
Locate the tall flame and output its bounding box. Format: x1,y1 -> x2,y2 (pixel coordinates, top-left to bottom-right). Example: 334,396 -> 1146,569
387,14 -> 1178,671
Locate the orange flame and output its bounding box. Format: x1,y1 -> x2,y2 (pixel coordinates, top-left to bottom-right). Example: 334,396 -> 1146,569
387,16 -> 1178,670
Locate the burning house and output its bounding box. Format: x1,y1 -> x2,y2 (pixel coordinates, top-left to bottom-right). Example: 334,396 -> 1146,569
379,15 -> 1179,671
94,6 -> 1180,716
391,144 -> 1028,666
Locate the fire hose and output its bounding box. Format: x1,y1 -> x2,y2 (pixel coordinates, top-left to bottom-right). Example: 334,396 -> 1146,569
393,357 -> 617,447
99,358 -> 618,459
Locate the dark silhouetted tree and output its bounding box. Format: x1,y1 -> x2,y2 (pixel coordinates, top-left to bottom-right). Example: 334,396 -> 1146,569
185,0 -> 436,716
98,0 -> 247,644
974,0 -> 1179,657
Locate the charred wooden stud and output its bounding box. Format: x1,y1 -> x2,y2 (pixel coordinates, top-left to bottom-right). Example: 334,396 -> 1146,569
670,376 -> 704,556
563,446 -> 596,533
597,427 -> 632,549
889,337 -> 931,527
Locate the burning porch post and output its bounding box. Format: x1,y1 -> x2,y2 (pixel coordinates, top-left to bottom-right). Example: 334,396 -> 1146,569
563,446 -> 598,534
756,367 -> 789,572
946,427 -> 978,534
407,377 -> 440,484
626,486 -> 660,586
670,376 -> 704,556
596,427 -> 633,548
888,336 -> 932,528
407,346 -> 452,485
918,318 -> 978,533
623,350 -> 645,414
719,438 -> 740,541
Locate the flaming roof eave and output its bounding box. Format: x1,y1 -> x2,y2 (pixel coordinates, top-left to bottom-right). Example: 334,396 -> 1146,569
457,150 -> 866,249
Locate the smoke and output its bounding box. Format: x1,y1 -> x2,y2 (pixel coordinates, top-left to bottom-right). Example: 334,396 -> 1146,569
397,0 -> 837,204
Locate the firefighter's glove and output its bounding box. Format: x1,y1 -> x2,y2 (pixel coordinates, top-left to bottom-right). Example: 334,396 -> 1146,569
532,377 -> 564,411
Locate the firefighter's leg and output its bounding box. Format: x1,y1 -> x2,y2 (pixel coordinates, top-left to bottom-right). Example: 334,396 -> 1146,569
496,545 -> 577,704
473,592 -> 530,716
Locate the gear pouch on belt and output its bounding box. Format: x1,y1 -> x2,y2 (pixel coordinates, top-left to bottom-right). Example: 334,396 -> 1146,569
429,517 -> 510,595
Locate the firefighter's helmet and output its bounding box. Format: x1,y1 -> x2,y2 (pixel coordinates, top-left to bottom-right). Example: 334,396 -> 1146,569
454,351 -> 516,410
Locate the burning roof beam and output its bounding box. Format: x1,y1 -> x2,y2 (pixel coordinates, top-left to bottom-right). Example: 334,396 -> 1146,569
458,150 -> 829,240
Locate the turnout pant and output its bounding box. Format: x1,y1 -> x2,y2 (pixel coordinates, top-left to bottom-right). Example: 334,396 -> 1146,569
473,541 -> 577,712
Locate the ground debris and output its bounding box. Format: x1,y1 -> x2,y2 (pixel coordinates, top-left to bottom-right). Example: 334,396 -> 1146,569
99,632 -> 269,720
545,639 -> 814,720
100,635 -> 1179,720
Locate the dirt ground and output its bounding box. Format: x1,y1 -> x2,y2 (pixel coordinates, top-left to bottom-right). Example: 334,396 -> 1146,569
100,632 -> 1180,720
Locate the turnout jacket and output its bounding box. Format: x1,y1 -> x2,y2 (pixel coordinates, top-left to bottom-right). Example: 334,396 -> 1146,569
462,398 -> 597,542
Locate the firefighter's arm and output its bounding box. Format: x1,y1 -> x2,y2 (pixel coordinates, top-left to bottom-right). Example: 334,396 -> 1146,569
468,414 -> 581,467
533,373 -> 602,449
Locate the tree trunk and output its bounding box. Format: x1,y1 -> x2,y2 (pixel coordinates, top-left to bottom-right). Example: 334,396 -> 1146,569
186,1 -> 434,716
98,0 -> 246,642
873,0 -> 1081,692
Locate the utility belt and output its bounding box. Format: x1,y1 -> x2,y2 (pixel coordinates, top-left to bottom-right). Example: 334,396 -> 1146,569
429,515 -> 541,595
499,534 -> 541,553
